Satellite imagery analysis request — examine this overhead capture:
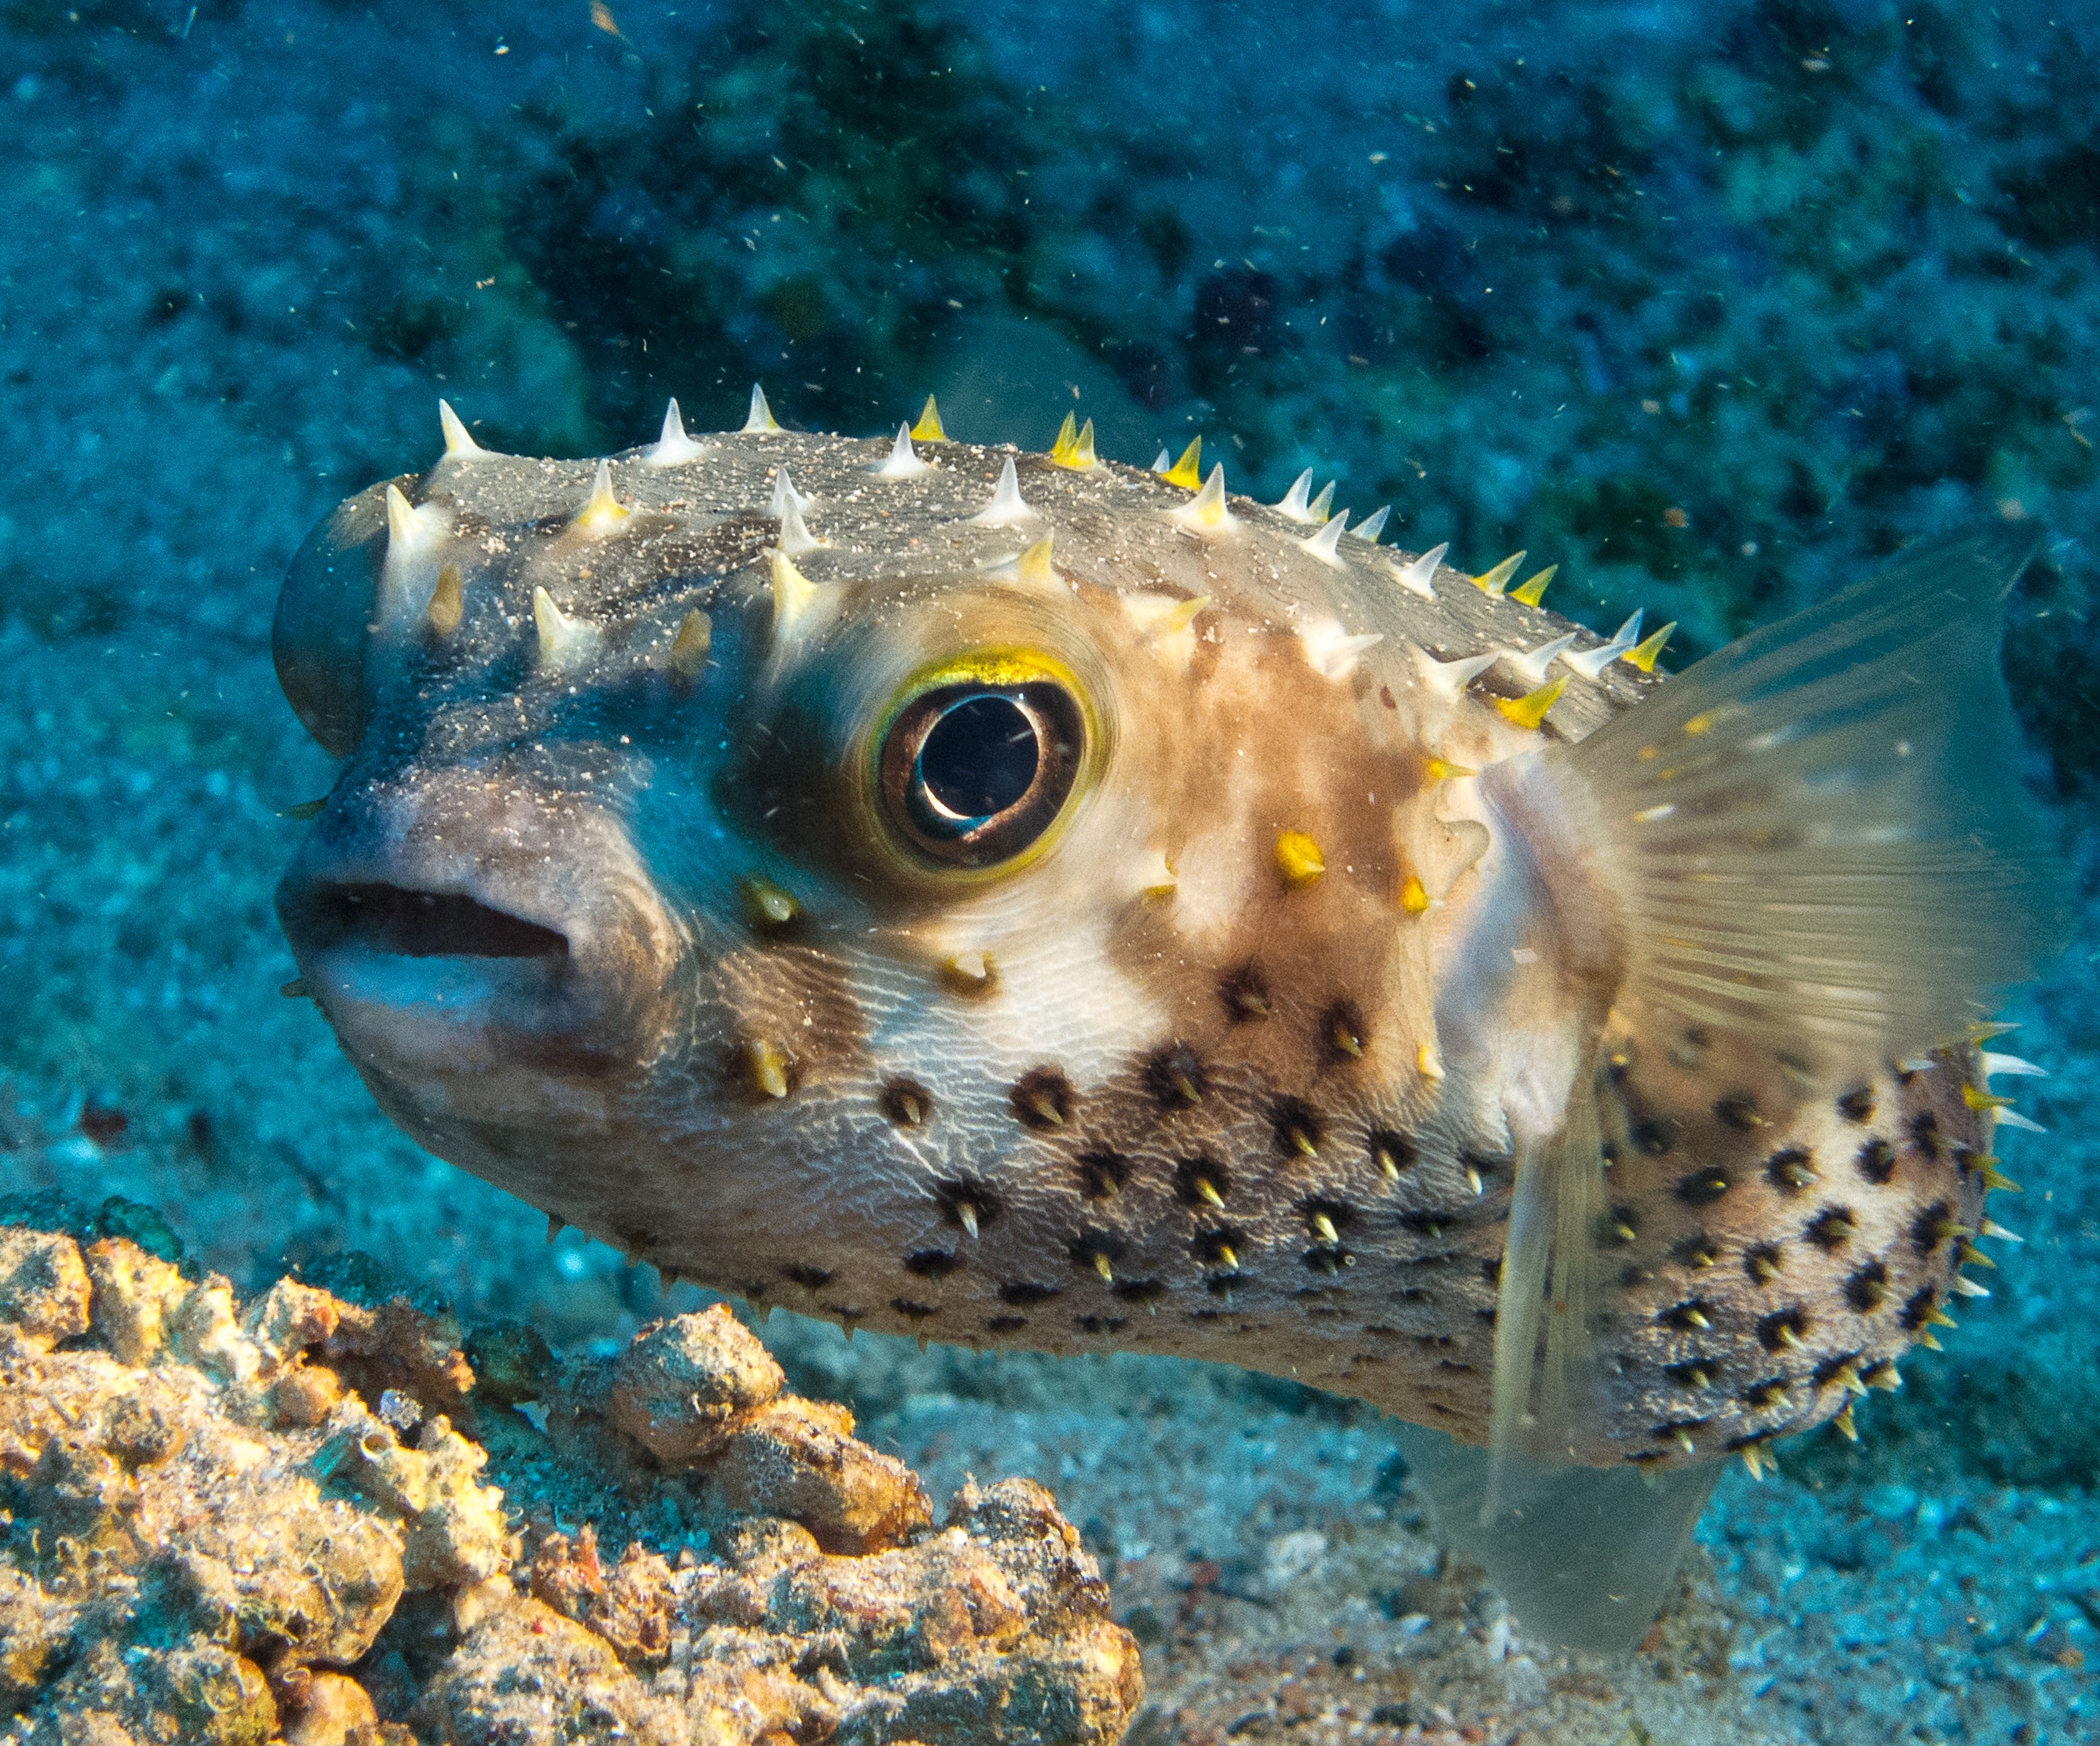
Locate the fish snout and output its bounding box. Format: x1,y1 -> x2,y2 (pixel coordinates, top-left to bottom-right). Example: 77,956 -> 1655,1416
275,771 -> 685,1096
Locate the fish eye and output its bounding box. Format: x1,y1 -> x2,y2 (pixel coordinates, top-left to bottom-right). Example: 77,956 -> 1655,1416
876,653 -> 1088,872
274,484 -> 392,757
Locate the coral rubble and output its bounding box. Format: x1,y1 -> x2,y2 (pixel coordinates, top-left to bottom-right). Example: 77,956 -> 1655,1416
0,1222 -> 1142,1745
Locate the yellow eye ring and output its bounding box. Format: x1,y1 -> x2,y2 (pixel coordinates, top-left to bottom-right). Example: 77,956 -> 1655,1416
871,648 -> 1095,875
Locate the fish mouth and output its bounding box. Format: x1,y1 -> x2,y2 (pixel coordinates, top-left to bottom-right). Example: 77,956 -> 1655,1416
288,881 -> 574,963
275,805 -> 684,1112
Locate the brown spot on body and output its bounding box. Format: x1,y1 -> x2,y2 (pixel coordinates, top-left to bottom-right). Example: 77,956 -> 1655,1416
1676,1166 -> 1732,1206
1218,963 -> 1270,1023
1321,1000 -> 1368,1063
1856,1137 -> 1898,1184
1272,1098 -> 1322,1158
1368,1130 -> 1417,1180
1757,1307 -> 1808,1351
1911,1201 -> 1961,1255
903,1249 -> 960,1279
1299,1198 -> 1357,1243
1079,1150 -> 1132,1201
1845,1260 -> 1890,1313
998,1281 -> 1060,1307
986,1314 -> 1028,1333
1766,1148 -> 1818,1193
932,1179 -> 999,1235
1672,1233 -> 1718,1270
1011,1067 -> 1074,1129
1632,1115 -> 1680,1154
1812,1353 -> 1865,1392
891,1298 -> 938,1320
878,1078 -> 933,1128
1837,1086 -> 1876,1123
1713,1094 -> 1763,1132
1068,1229 -> 1124,1274
1175,1157 -> 1232,1208
1661,1299 -> 1714,1332
1804,1207 -> 1857,1251
1143,1043 -> 1208,1108
780,1264 -> 832,1292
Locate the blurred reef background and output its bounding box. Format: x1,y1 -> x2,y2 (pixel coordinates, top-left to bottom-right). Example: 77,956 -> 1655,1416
2,0 -> 2098,1740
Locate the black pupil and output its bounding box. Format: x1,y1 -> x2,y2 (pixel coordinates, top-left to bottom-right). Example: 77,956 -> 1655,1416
918,694 -> 1039,820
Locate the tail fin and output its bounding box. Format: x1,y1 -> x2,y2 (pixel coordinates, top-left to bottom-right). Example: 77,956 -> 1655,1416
1562,524 -> 2070,1061
1460,528 -> 2069,1647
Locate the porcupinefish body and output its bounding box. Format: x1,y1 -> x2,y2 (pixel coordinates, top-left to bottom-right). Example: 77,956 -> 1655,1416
273,401 -> 2066,1643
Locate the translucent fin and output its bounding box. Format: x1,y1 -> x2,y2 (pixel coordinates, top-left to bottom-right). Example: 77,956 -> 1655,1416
1451,527 -> 2068,1653
1392,1422 -> 1722,1653
1559,525 -> 2071,1063
1487,1064 -> 1609,1488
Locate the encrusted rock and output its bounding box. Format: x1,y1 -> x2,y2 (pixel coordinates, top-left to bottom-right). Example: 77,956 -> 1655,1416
712,1394 -> 934,1555
280,1668 -> 381,1746
530,1525 -> 676,1668
413,1598 -> 692,1746
0,1228 -> 90,1353
0,1216 -> 1142,1745
608,1302 -> 786,1462
325,1408 -> 513,1589
82,1235 -> 188,1364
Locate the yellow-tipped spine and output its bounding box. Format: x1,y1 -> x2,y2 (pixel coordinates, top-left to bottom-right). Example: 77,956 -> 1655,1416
912,395 -> 949,442
1274,830 -> 1325,886
1049,413 -> 1098,470
1495,674 -> 1568,730
1510,563 -> 1557,608
425,563 -> 463,638
1626,622 -> 1676,673
1472,551 -> 1526,595
572,458 -> 630,536
668,608 -> 712,683
1160,437 -> 1203,489
1176,463 -> 1234,534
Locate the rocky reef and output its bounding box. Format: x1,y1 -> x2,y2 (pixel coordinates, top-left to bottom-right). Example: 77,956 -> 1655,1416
0,1219 -> 1142,1745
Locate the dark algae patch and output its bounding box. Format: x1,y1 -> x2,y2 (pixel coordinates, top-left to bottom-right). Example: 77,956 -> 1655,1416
511,0 -> 1050,440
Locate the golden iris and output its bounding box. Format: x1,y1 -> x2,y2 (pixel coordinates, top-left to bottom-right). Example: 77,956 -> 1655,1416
872,649 -> 1092,873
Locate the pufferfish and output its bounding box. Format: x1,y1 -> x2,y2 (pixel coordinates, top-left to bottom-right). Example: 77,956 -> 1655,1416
272,391 -> 2068,1648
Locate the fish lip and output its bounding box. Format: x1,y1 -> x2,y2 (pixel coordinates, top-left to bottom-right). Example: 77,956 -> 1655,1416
274,833 -> 682,1089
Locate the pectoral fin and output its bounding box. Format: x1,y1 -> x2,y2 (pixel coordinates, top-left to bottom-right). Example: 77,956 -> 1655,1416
1560,523 -> 2070,1061
1453,528 -> 2068,1650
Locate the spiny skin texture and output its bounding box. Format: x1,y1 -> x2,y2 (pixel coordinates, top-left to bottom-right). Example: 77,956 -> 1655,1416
273,415 -> 2012,1474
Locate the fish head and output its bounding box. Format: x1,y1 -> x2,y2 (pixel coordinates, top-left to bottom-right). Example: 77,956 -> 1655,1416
271,443 -> 1456,1274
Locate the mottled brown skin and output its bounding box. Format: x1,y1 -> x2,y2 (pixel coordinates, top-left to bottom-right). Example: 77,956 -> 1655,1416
272,420 -> 1995,1473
